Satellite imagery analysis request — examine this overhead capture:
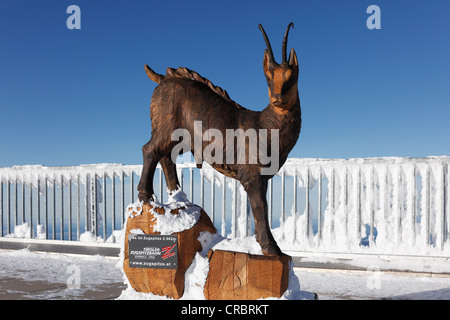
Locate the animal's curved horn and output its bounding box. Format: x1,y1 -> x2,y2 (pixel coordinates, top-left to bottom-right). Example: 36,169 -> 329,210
258,24 -> 275,63
282,22 -> 294,64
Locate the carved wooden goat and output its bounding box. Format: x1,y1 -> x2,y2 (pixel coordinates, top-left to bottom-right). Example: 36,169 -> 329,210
138,23 -> 301,256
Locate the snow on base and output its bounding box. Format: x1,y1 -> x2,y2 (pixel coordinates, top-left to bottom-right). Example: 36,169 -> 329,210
118,228 -> 313,300
211,235 -> 263,255
126,189 -> 201,235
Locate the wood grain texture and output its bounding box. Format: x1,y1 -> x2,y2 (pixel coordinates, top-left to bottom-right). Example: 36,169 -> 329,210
204,249 -> 291,300
123,203 -> 216,299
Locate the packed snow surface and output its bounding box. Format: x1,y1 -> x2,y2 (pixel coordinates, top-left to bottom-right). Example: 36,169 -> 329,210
0,249 -> 123,299
1,249 -> 450,300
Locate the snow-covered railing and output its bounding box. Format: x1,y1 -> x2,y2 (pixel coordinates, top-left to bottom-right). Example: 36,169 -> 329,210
274,157 -> 450,257
0,164 -> 141,241
1,157 -> 449,257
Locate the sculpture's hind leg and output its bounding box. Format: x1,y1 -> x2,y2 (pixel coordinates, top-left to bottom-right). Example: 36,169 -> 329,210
137,137 -> 162,203
160,156 -> 180,193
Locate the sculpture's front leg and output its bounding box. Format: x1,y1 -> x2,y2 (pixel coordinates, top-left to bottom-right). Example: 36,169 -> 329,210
245,178 -> 282,256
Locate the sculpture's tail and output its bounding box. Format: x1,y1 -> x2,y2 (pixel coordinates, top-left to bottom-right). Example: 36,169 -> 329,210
144,65 -> 164,84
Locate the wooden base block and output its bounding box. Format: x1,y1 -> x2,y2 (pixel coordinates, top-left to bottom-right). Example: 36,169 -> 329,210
204,249 -> 291,300
123,204 -> 216,299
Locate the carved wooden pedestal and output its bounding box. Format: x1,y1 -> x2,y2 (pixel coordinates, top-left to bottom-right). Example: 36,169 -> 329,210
123,204 -> 216,299
204,249 -> 291,300
123,203 -> 292,300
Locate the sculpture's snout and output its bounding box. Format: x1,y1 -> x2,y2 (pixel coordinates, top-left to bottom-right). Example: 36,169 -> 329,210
273,94 -> 283,106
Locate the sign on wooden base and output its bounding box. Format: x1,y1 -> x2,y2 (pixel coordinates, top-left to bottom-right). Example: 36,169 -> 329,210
123,204 -> 216,299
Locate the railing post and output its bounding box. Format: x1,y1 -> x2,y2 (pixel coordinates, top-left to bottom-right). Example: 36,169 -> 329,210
29,182 -> 32,238
14,181 -> 17,228
121,171 -> 125,226
130,172 -> 134,204
281,171 -> 285,227
68,178 -> 72,241
211,174 -> 215,224
200,169 -> 204,209
330,167 -> 335,236
344,166 -> 349,240
245,192 -> 250,237
52,178 -> 56,240
21,181 -> 24,225
233,179 -> 237,238
85,174 -> 89,233
268,178 -> 273,228
44,178 -> 48,239
37,179 -> 40,237
77,175 -> 81,240
356,167 -> 361,241
305,167 -> 311,240
411,165 -> 416,244
293,173 -> 297,214
344,166 -> 348,207
369,166 -> 375,246
112,173 -> 116,232
317,169 -> 322,241
221,175 -> 226,236
446,162 -> 450,243
103,172 -> 107,240
60,175 -> 64,240
395,165 -> 402,245
189,168 -> 194,202
293,173 -> 297,241
439,162 -> 446,249
86,173 -> 98,236
425,165 -> 431,246
0,179 -> 3,237
6,180 -> 10,235
93,174 -> 98,236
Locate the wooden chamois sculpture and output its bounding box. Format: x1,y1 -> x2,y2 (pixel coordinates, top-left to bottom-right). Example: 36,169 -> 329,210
138,23 -> 301,256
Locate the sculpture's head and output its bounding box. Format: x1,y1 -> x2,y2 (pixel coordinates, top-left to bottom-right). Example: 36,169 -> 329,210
259,23 -> 299,110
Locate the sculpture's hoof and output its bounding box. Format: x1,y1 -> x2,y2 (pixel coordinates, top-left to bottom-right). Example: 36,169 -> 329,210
138,191 -> 150,204
260,242 -> 283,256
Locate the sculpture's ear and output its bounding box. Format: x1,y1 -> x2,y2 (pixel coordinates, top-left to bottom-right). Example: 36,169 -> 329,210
263,49 -> 273,76
288,48 -> 298,72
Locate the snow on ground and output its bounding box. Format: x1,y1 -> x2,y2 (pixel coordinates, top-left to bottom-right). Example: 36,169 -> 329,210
0,249 -> 123,299
1,248 -> 450,300
297,269 -> 450,300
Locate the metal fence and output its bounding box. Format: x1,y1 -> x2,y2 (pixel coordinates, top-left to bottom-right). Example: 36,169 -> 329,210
1,157 -> 449,256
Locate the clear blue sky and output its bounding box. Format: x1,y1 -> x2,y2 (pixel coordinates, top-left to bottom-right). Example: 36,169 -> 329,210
1,0 -> 449,167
